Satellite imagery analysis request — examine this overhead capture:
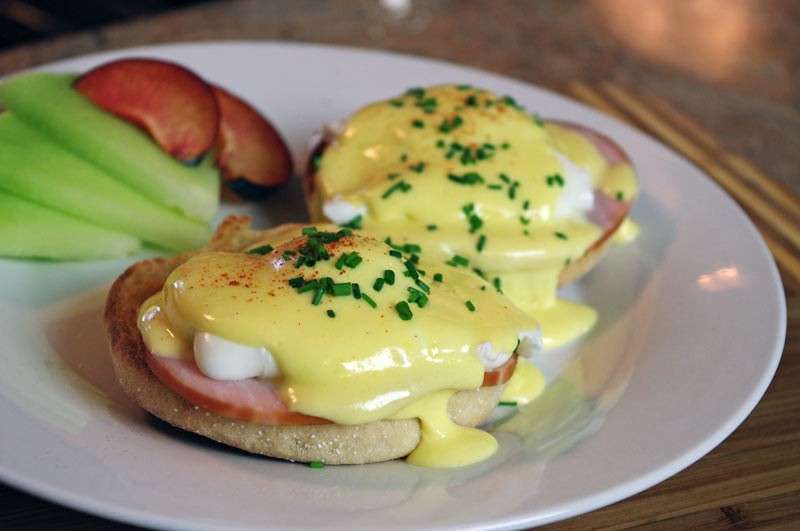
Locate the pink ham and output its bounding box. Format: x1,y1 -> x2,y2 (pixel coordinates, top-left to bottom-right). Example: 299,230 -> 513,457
145,351 -> 331,426
145,349 -> 520,426
547,120 -> 632,233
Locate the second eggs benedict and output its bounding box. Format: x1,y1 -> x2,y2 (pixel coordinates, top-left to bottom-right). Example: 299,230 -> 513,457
304,85 -> 638,349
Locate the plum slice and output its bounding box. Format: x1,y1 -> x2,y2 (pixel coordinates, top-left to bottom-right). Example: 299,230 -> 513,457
212,86 -> 293,200
74,58 -> 219,163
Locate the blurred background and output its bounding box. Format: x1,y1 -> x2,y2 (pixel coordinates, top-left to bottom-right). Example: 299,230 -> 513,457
1,0 -> 797,195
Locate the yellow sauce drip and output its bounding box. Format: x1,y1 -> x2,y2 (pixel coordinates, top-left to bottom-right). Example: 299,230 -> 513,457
501,359 -> 546,405
613,217 -> 640,245
138,293 -> 191,360
392,390 -> 498,468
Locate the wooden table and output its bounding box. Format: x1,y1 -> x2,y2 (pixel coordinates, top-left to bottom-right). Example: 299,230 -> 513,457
1,1 -> 798,528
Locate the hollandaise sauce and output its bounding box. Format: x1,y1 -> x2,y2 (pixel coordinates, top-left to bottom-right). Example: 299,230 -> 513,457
138,226 -> 540,467
312,85 -> 638,348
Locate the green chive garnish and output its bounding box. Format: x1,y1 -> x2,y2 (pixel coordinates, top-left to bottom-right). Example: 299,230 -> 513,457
373,278 -> 385,291
476,234 -> 487,252
426,224 -> 438,231
383,270 -> 395,285
382,180 -> 412,199
389,249 -> 403,258
361,293 -> 377,308
352,283 -> 362,299
465,300 -> 476,312
288,276 -> 305,288
326,309 -> 336,318
411,119 -> 424,128
312,286 -> 325,305
523,200 -> 530,210
493,276 -> 503,293
499,401 -> 517,407
302,227 -> 318,235
616,191 -> 625,201
433,273 -> 443,282
247,244 -> 274,255
344,252 -> 363,268
448,172 -> 484,185
395,301 -> 413,321
309,460 -> 326,468
409,162 -> 426,173
331,282 -> 352,296
554,231 -> 568,240
389,100 -> 404,107
341,214 -> 363,230
446,255 -> 469,267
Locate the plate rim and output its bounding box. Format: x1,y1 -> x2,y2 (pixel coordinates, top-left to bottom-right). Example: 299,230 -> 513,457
0,39 -> 788,530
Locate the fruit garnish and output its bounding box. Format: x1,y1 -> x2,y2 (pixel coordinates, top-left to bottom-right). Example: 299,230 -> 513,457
74,58 -> 219,163
212,86 -> 293,200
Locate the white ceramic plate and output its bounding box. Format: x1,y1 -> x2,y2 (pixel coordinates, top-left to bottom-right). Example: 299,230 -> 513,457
0,42 -> 786,530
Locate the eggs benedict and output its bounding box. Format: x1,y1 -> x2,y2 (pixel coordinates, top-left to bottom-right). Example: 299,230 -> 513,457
304,85 -> 638,349
106,216 -> 544,467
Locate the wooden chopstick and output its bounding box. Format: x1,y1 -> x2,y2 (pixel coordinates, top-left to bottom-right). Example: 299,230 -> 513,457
564,81 -> 800,293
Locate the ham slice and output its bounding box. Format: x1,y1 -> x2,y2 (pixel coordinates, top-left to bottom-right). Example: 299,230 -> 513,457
146,349 -> 519,426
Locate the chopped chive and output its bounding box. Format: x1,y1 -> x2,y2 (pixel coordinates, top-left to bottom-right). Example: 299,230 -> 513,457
492,276 -> 503,293
565,257 -> 572,266
361,293 -> 377,308
476,234 -> 487,252
499,173 -> 511,183
446,254 -> 470,267
411,119 -> 425,128
344,252 -> 363,268
457,84 -> 472,90
426,224 -> 438,231
341,214 -> 363,230
309,460 -> 326,468
546,173 -> 565,187
519,216 -> 530,225
382,179 -> 412,199
523,200 -> 530,210
415,278 -> 430,294
404,260 -> 420,280
326,309 -> 336,318
465,94 -> 478,107
436,139 -> 446,148
352,283 -> 362,299
433,272 -> 443,282
532,113 -> 545,127
383,270 -> 395,285
311,155 -> 322,170
297,280 -> 318,293
472,267 -> 487,279
400,153 -> 408,162
387,172 -> 400,180
302,227 -> 318,235
389,249 -> 403,258
501,142 -> 510,150
487,183 -> 503,190
311,286 -> 325,305
465,300 -> 476,312
288,276 -> 305,288
334,254 -> 348,270
448,172 -> 484,185
616,191 -> 625,201
409,162 -> 426,173
499,401 -> 518,407
406,87 -> 425,97
331,282 -> 352,296
389,99 -> 404,107
554,231 -> 568,240
395,301 -> 413,321
438,115 -> 463,133
373,278 -> 385,291
247,244 -> 274,255
508,181 -> 519,199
